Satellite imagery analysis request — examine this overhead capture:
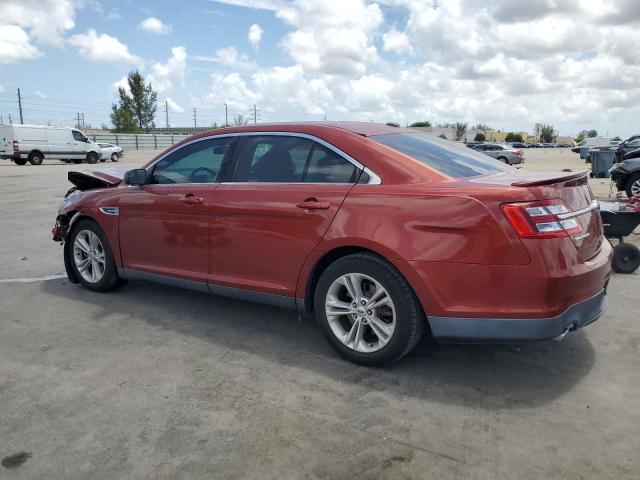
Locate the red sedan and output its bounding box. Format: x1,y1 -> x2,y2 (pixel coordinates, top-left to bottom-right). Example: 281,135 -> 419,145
53,123 -> 611,365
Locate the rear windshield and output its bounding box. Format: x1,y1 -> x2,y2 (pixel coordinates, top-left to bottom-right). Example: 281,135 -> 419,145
371,133 -> 508,178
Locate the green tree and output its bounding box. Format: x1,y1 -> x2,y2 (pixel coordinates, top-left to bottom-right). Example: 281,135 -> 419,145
110,104 -> 139,133
233,114 -> 249,126
587,129 -> 598,138
409,121 -> 432,127
438,133 -> 448,140
575,132 -> 587,144
472,123 -> 491,131
474,133 -> 486,141
539,124 -> 556,143
455,122 -> 467,141
505,132 -> 524,142
386,122 -> 400,127
112,70 -> 157,131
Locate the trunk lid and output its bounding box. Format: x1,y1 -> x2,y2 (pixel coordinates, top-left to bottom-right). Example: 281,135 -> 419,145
68,166 -> 127,190
474,169 -> 603,261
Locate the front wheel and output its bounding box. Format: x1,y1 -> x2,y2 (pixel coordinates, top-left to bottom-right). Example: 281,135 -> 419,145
111,153 -> 119,162
28,152 -> 43,165
68,219 -> 122,292
314,253 -> 425,366
625,174 -> 640,198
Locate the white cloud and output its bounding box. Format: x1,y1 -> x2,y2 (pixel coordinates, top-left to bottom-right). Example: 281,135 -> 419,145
34,90 -> 47,98
0,0 -> 78,47
0,25 -> 42,64
382,28 -> 413,55
201,72 -> 260,112
138,17 -> 172,35
111,76 -> 130,94
148,46 -> 187,92
68,29 -> 140,63
0,84 -> 5,93
194,46 -> 256,70
248,24 -> 263,48
166,97 -> 184,113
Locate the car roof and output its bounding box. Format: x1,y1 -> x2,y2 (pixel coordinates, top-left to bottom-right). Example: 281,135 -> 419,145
195,121 -> 412,138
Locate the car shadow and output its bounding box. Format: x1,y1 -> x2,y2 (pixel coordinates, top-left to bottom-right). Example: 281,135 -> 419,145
41,278 -> 596,410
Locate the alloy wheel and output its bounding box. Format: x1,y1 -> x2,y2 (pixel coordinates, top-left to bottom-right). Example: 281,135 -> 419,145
324,272 -> 396,353
73,229 -> 106,283
631,179 -> 640,197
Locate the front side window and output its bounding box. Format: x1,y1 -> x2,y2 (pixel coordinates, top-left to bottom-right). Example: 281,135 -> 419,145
371,133 -> 507,178
150,137 -> 236,184
72,130 -> 87,142
233,135 -> 360,183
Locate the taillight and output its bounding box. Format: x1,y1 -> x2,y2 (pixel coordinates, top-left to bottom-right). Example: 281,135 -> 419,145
514,150 -> 524,157
12,140 -> 19,152
501,199 -> 583,238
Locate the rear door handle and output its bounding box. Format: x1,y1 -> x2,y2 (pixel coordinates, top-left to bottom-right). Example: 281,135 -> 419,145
296,199 -> 330,211
180,194 -> 203,205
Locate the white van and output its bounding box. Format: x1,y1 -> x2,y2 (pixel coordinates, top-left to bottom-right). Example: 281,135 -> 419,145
0,124 -> 102,165
576,136 -> 611,148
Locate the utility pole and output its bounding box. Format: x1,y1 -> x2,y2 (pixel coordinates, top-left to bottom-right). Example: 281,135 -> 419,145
193,107 -> 197,128
17,88 -> 24,124
224,103 -> 228,126
9,114 -> 12,124
82,113 -> 85,128
77,112 -> 81,128
165,100 -> 169,128
253,104 -> 257,124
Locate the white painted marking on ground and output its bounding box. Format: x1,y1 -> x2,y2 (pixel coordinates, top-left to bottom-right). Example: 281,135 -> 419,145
0,274 -> 67,284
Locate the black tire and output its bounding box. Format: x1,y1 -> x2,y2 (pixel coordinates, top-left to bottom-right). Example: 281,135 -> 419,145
28,151 -> 44,165
314,253 -> 426,366
86,152 -> 99,164
497,156 -> 508,164
67,218 -> 122,292
625,173 -> 640,199
111,153 -> 119,162
14,158 -> 28,165
612,243 -> 640,274
72,159 -> 83,164
99,157 -> 106,163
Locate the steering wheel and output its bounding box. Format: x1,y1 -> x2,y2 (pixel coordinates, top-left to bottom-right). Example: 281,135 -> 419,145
190,167 -> 217,183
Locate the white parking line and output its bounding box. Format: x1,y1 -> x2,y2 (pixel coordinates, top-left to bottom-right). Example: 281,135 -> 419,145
0,274 -> 66,284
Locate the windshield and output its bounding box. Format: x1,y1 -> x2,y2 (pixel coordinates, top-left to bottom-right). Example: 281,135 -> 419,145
371,132 -> 509,178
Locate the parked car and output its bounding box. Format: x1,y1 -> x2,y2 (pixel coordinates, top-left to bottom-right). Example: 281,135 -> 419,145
0,124 -> 102,165
571,136 -> 611,154
609,152 -> 640,198
612,134 -> 640,162
97,143 -> 124,162
511,142 -> 528,149
52,123 -> 611,365
471,143 -> 525,165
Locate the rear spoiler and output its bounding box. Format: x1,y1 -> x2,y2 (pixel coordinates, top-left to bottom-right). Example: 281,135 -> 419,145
511,170 -> 589,187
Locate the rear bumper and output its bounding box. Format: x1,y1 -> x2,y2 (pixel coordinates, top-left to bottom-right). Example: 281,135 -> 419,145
429,288 -> 607,342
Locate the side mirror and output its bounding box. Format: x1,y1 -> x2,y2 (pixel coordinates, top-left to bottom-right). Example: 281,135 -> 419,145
125,168 -> 147,186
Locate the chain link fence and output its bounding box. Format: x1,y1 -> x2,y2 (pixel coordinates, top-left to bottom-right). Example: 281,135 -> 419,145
88,133 -> 191,150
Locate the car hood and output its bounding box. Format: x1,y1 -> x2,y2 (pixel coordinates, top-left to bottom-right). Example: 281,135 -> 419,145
68,166 -> 127,190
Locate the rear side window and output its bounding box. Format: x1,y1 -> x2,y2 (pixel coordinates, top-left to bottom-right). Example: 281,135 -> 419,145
371,133 -> 507,178
233,135 -> 360,183
305,144 -> 357,183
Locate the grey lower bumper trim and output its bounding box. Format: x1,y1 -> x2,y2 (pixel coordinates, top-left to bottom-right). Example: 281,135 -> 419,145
429,289 -> 607,342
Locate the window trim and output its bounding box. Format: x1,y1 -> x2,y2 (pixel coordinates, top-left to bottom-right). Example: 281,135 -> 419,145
145,132 -> 382,185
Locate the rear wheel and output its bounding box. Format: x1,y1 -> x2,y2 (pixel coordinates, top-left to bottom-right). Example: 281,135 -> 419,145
625,173 -> 640,198
86,152 -> 98,164
68,219 -> 122,292
314,253 -> 425,365
497,156 -> 508,164
612,243 -> 640,274
28,151 -> 43,165
14,158 -> 27,165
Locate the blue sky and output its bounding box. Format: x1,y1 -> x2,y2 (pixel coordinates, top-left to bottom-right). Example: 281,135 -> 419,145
1,0 -> 639,138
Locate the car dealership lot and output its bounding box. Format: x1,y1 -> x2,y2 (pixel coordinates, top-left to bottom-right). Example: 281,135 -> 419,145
1,149 -> 639,479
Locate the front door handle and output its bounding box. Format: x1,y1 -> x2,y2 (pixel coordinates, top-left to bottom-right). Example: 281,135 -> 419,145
296,198 -> 330,211
180,194 -> 203,205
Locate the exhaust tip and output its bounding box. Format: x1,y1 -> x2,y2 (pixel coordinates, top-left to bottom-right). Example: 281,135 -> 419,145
552,323 -> 577,342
